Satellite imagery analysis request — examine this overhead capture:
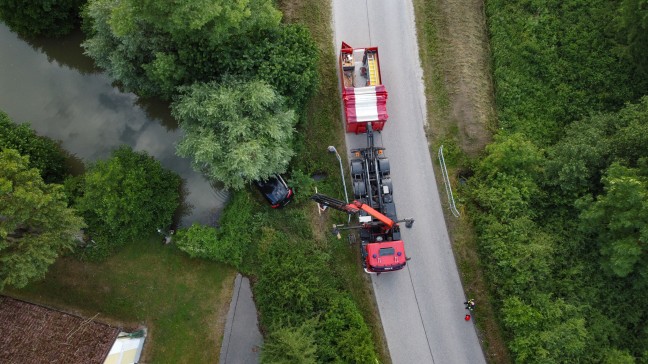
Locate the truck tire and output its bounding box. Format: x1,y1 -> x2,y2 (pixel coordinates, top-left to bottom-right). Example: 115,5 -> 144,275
378,158 -> 390,176
351,160 -> 364,180
354,181 -> 366,199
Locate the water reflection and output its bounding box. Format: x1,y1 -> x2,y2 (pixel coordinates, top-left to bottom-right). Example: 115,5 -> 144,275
15,28 -> 99,75
0,22 -> 228,226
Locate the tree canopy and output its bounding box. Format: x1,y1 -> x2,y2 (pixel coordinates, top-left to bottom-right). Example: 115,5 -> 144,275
578,162 -> 648,278
74,146 -> 181,260
172,80 -> 296,190
82,0 -> 283,99
0,149 -> 85,290
617,0 -> 648,86
214,24 -> 320,108
0,111 -> 67,184
0,0 -> 83,37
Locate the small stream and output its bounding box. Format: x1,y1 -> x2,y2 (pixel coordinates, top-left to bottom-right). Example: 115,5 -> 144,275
0,23 -> 229,226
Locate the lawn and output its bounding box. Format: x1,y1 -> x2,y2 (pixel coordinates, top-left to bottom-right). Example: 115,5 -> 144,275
7,236 -> 235,363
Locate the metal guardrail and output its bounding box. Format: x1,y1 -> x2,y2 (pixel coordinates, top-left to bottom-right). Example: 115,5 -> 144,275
438,145 -> 460,217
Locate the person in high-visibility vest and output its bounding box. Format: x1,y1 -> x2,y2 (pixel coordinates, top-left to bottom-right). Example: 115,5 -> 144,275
464,299 -> 475,311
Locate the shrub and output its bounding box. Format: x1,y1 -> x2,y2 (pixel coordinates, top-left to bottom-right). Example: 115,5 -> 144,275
0,111 -> 67,183
75,146 -> 181,260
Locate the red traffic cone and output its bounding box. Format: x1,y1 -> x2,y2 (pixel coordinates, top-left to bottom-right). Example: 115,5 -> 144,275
465,314 -> 471,321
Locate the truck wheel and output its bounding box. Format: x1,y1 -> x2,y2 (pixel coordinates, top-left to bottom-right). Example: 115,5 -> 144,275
353,181 -> 366,198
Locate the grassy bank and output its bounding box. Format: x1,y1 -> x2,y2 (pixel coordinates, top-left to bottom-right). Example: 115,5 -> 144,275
8,237 -> 235,363
412,0 -> 510,362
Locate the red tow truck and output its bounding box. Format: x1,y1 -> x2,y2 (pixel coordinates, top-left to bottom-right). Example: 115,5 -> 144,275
339,42 -> 388,134
312,191 -> 413,274
313,84 -> 413,273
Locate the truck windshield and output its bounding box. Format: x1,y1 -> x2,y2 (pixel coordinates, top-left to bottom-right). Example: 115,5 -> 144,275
379,247 -> 395,256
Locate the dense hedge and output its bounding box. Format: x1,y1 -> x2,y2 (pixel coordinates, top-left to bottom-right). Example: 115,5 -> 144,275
474,0 -> 648,361
487,0 -> 642,145
175,189 -> 380,363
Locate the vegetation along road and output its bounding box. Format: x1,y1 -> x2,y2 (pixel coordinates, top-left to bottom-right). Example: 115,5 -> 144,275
3,0 -> 648,362
332,1 -> 485,363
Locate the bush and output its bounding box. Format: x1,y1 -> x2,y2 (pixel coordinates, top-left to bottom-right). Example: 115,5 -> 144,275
75,146 -> 181,260
0,111 -> 67,183
174,224 -> 218,259
287,170 -> 317,205
215,25 -> 319,108
486,0 -> 640,144
316,294 -> 378,363
261,320 -> 318,364
174,191 -> 259,268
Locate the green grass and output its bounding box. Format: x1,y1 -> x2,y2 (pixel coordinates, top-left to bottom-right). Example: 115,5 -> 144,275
7,236 -> 235,363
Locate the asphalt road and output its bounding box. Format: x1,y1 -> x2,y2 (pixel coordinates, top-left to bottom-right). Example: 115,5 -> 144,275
332,1 -> 487,363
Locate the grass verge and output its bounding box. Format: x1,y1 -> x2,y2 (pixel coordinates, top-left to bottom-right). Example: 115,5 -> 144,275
7,236 -> 235,363
412,0 -> 511,363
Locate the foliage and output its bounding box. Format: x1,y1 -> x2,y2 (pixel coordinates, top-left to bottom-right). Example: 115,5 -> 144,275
252,219 -> 378,362
0,111 -> 67,183
173,224 -> 218,259
0,0 -> 83,37
254,227 -> 332,327
502,294 -> 587,363
486,0 -> 643,144
261,320 -> 318,364
174,191 -> 258,268
544,113 -> 614,200
471,133 -> 543,221
475,2 -> 648,359
616,0 -> 648,87
215,25 -> 320,108
316,294 -> 378,363
286,170 -> 317,204
578,162 -> 648,278
82,0 -> 282,99
173,80 -> 296,190
75,146 -> 181,260
0,149 -> 85,290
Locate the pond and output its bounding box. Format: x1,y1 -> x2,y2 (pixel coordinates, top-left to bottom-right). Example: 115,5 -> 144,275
0,23 -> 229,226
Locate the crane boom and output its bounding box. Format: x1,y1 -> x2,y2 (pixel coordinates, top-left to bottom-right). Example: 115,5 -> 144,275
311,193 -> 395,229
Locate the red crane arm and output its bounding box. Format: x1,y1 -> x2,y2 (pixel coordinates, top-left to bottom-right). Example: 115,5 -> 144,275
352,201 -> 395,229
311,194 -> 396,228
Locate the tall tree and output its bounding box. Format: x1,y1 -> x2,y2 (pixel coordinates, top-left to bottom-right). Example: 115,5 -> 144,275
578,162 -> 648,278
214,24 -> 319,108
0,149 -> 85,290
82,0 -> 282,99
172,80 -> 296,190
0,0 -> 83,37
0,111 -> 67,183
75,146 -> 181,260
617,0 -> 648,83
